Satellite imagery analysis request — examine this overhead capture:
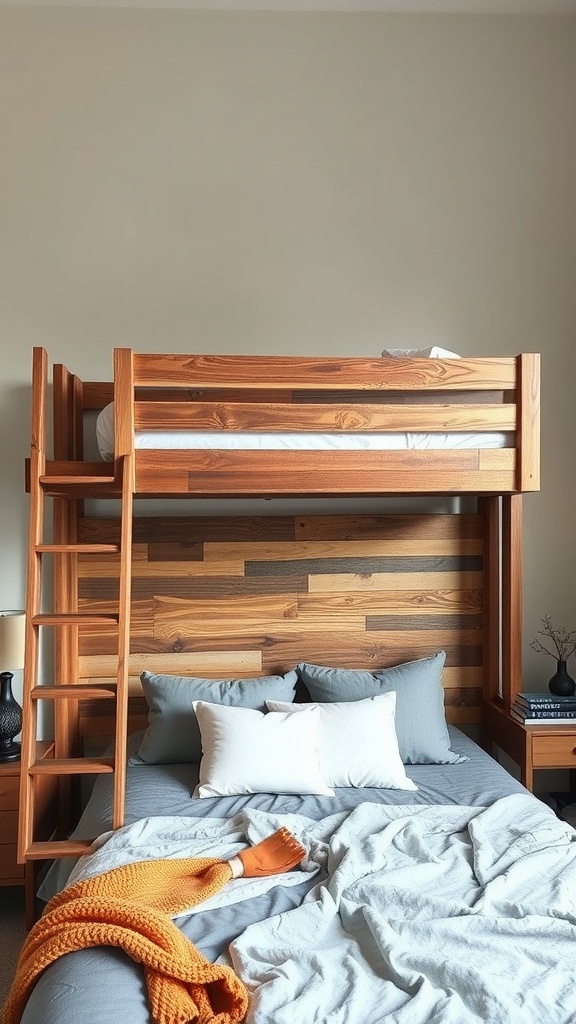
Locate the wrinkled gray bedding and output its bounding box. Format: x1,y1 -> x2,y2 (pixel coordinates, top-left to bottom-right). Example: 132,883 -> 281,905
22,729 -> 529,1024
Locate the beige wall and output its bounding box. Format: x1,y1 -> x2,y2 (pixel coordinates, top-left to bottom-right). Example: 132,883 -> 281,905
1,10 -> 575,708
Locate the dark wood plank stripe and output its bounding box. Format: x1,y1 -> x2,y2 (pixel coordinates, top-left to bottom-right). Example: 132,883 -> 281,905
79,581 -> 120,600
78,516 -> 296,544
80,696 -> 148,717
79,576 -> 311,600
294,390 -> 505,405
246,555 -> 483,576
295,514 -> 483,541
80,512 -> 483,543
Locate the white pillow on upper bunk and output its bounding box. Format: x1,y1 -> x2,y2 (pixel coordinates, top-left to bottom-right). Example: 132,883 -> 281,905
381,347 -> 461,359
95,402 -> 115,462
379,347 -> 503,406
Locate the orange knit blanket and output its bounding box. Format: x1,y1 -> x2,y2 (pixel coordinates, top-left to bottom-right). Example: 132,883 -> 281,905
1,857 -> 249,1024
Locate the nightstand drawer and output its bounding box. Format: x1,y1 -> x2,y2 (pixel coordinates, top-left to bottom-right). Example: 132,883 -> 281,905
532,734 -> 576,768
0,809 -> 19,842
0,776 -> 19,811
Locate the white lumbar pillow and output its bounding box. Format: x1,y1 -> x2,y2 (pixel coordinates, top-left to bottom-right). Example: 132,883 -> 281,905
193,701 -> 334,798
381,347 -> 460,359
266,693 -> 417,791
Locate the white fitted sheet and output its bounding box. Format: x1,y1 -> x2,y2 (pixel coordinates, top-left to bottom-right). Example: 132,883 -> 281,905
95,403 -> 512,462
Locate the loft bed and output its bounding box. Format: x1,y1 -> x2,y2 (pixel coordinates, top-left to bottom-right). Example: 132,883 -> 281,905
50,348 -> 540,497
12,348 -> 576,1024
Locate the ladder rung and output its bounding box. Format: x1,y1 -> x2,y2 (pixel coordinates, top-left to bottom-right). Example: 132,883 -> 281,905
40,461 -> 116,481
40,485 -> 120,499
36,544 -> 121,554
31,684 -> 117,700
29,757 -> 115,775
41,475 -> 116,486
38,462 -> 119,497
32,613 -> 119,626
26,839 -> 98,860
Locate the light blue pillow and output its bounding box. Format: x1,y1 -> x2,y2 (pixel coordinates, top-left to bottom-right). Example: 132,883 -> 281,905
134,670 -> 298,764
297,652 -> 466,765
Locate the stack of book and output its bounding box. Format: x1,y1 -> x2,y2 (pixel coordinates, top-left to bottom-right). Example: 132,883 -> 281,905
512,692 -> 576,725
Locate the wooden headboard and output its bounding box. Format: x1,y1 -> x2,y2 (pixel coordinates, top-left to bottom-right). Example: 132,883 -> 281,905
74,512 -> 486,747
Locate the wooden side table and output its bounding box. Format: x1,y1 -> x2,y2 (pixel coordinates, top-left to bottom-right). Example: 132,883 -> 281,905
0,740 -> 55,927
484,700 -> 576,792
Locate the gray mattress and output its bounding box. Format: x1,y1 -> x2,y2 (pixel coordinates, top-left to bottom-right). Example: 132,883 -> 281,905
23,728 -> 529,1024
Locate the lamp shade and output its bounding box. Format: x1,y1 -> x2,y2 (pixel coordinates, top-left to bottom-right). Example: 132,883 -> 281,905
0,611 -> 26,672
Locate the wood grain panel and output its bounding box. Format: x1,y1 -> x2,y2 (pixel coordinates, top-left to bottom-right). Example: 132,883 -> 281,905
134,400 -> 515,433
206,539 -> 483,560
309,572 -> 484,592
132,449 -> 517,499
153,617 -> 369,640
79,559 -> 246,578
75,513 -> 486,740
79,651 -> 264,680
245,555 -> 483,576
152,594 -> 299,622
297,591 -> 482,614
132,352 -> 516,390
106,634 -> 483,665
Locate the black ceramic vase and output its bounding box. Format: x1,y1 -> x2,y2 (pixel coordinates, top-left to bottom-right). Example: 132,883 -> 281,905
0,671 -> 23,762
548,659 -> 576,697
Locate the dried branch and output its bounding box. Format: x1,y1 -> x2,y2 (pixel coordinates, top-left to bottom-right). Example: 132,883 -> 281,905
529,615 -> 576,662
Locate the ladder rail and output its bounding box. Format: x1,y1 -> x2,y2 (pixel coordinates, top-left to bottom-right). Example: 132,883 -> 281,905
113,453 -> 134,829
18,350 -> 48,863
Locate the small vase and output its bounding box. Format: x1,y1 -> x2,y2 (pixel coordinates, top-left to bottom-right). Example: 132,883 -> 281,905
0,671 -> 23,762
548,659 -> 576,697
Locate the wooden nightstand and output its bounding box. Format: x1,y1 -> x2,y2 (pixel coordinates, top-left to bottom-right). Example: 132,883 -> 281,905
484,700 -> 576,792
0,741 -> 55,927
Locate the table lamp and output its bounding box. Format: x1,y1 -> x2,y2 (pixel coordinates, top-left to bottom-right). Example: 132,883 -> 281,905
0,610 -> 25,762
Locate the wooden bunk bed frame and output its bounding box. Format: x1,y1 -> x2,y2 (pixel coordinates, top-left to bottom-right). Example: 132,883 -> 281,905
18,348 -> 540,870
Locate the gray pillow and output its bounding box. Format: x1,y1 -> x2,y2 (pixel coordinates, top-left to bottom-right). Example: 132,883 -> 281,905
297,652 -> 466,765
134,670 -> 298,764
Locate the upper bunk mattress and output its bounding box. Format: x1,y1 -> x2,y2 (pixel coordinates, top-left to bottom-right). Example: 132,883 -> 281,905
95,402 -> 512,462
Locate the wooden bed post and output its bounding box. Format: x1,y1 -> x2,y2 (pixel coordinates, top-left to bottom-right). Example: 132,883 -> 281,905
18,349 -> 47,860
517,353 -> 540,493
501,494 -> 523,712
114,349 -> 135,462
480,495 -> 501,709
112,348 -> 135,828
479,492 -> 524,716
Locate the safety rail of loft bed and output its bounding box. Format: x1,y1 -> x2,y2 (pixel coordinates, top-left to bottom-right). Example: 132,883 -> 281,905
109,349 -> 540,498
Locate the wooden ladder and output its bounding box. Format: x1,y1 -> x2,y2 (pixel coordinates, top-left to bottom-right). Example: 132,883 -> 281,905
18,348 -> 134,863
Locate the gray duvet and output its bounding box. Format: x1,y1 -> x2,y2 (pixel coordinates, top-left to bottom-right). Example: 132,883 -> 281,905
22,729 -> 560,1024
